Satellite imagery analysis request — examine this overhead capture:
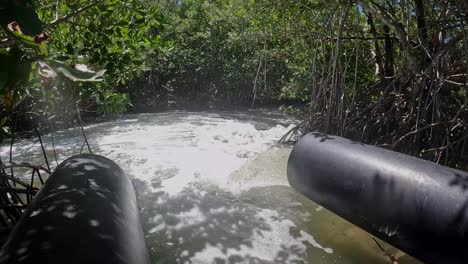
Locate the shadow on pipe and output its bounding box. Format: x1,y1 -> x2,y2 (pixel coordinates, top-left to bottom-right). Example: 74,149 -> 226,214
287,132 -> 468,264
0,154 -> 149,264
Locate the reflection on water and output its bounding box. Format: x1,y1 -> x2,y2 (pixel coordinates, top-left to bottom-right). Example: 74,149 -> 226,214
1,110 -> 421,263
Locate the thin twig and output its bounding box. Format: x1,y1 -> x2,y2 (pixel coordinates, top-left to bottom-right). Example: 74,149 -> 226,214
0,172 -> 36,189
372,237 -> 398,264
384,121 -> 451,149
36,170 -> 44,185
75,103 -> 93,154
9,131 -> 14,179
0,162 -> 51,174
50,126 -> 59,166
36,129 -> 51,172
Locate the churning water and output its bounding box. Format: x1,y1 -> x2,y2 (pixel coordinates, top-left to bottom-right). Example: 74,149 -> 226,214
2,110 -> 420,263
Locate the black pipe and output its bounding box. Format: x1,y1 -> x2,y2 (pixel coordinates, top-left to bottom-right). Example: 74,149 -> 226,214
0,154 -> 150,264
287,132 -> 468,264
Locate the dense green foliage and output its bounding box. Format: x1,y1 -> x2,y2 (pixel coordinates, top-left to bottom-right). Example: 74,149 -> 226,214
0,0 -> 165,132
0,0 -> 467,168
125,0 -> 291,110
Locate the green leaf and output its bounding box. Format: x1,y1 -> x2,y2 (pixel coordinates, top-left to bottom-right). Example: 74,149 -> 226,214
0,116 -> 8,127
7,24 -> 48,54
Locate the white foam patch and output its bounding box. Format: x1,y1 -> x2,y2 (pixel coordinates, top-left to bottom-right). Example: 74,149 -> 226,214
172,207 -> 206,230
191,209 -> 332,262
1,112 -> 294,194
299,230 -> 334,254
94,114 -> 294,195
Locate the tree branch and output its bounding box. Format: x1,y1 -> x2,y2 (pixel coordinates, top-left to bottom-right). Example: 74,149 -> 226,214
356,0 -> 417,73
43,0 -> 106,29
0,162 -> 51,174
0,1 -> 105,48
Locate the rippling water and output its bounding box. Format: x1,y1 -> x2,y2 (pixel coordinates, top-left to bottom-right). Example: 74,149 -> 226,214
1,110 -> 420,263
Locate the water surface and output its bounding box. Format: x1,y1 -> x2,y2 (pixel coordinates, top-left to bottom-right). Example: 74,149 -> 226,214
2,110 -> 421,263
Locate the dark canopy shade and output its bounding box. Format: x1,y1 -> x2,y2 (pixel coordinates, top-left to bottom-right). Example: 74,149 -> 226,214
288,133 -> 468,264
0,154 -> 150,264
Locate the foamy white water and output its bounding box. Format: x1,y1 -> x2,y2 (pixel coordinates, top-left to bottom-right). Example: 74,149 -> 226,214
95,113 -> 294,195
1,110 -> 419,264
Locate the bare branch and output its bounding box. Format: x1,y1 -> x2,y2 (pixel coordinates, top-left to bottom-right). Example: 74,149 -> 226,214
0,162 -> 51,174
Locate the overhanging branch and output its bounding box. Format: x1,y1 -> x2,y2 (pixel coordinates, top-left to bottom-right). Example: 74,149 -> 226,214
0,1 -> 106,48
43,0 -> 106,29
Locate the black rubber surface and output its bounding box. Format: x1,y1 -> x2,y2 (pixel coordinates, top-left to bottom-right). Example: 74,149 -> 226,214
0,154 -> 150,264
288,132 -> 468,264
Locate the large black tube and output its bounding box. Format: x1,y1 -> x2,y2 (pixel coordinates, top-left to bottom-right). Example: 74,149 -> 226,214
287,132 -> 468,264
0,154 -> 149,264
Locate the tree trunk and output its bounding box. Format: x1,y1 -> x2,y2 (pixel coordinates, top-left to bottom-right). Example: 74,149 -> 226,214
383,25 -> 394,78
367,13 -> 385,83
414,0 -> 428,45
356,0 -> 417,73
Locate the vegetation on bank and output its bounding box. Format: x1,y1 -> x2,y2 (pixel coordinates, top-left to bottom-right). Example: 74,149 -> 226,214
0,0 -> 467,169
